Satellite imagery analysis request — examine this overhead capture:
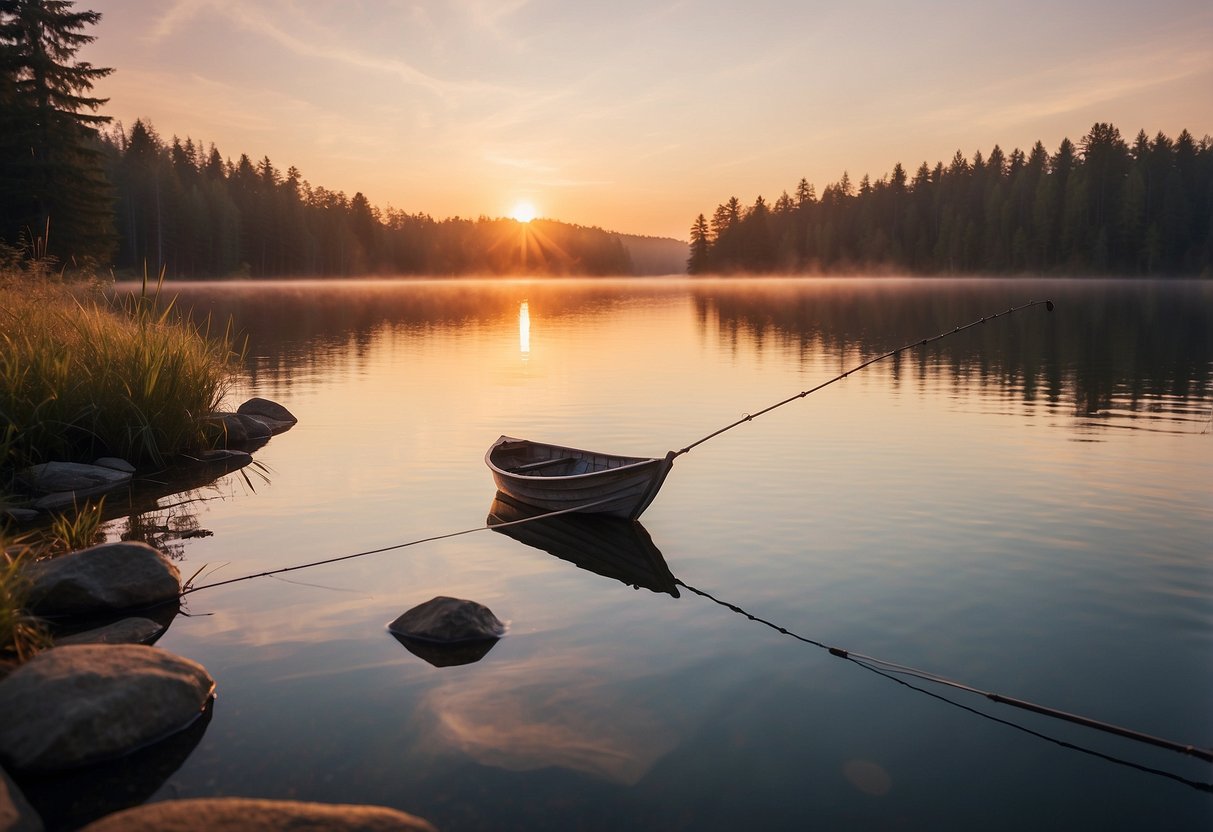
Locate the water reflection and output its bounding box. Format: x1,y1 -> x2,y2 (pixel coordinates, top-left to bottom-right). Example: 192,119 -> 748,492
119,278 -> 1213,436
690,278 -> 1212,431
519,300 -> 531,359
487,492 -> 680,597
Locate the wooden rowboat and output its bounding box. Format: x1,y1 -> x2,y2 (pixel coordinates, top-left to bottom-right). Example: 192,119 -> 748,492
485,435 -> 675,520
487,492 -> 680,596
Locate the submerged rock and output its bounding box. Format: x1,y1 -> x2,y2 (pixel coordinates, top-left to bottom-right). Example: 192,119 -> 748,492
0,644 -> 214,772
388,596 -> 506,644
23,541 -> 181,617
79,797 -> 435,831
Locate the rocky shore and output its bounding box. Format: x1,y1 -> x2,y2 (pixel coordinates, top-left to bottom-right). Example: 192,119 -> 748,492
0,398 -> 446,831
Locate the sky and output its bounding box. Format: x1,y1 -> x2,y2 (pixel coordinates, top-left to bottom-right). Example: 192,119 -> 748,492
81,0 -> 1213,241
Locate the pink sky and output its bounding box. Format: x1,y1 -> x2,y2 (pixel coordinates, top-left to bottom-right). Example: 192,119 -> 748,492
83,0 -> 1213,240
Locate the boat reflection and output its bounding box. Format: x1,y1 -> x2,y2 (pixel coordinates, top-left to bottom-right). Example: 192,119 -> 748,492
487,492 -> 680,598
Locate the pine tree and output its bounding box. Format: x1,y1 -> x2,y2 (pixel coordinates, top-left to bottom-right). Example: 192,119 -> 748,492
687,214 -> 710,273
0,0 -> 115,264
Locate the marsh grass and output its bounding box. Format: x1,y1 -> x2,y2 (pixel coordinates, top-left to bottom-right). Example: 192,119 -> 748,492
47,497 -> 106,554
0,536 -> 51,663
0,268 -> 242,475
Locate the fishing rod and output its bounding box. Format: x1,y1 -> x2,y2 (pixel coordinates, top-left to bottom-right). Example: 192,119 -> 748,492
676,580 -> 1213,766
674,298 -> 1054,457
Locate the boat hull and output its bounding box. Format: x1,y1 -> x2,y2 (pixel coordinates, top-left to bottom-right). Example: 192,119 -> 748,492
485,435 -> 673,520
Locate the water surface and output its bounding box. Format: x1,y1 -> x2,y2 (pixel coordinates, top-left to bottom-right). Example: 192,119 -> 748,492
88,278 -> 1213,830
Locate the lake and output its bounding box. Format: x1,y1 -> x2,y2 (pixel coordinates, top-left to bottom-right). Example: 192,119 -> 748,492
65,278 -> 1213,829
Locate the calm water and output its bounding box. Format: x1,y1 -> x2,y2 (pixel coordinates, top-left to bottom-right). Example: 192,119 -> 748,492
58,279 -> 1213,828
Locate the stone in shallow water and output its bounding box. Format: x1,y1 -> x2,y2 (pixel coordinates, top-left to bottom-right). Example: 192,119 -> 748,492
19,462 -> 131,494
0,644 -> 214,772
237,396 -> 298,426
23,542 -> 180,617
388,596 -> 505,643
91,457 -> 135,474
79,797 -> 435,831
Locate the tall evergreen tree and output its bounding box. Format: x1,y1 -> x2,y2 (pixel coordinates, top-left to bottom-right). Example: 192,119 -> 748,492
0,0 -> 115,264
687,214 -> 710,274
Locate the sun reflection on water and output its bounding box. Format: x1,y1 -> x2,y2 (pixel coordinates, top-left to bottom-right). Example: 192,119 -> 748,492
519,300 -> 530,359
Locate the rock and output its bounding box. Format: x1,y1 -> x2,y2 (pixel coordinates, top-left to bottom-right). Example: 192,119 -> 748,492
0,767 -> 42,832
19,462 -> 131,495
388,596 -> 506,643
237,397 -> 297,426
80,798 -> 435,831
55,617 -> 167,647
241,414 -> 295,435
23,541 -> 181,617
0,644 -> 214,772
91,457 -> 135,474
205,413 -> 271,446
390,631 -> 499,667
32,492 -> 87,513
1,507 -> 38,523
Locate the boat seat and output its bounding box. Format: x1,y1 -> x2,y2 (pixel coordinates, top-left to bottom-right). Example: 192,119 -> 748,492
510,456 -> 576,473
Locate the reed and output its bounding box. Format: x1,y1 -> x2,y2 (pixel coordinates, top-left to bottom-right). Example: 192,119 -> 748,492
0,536 -> 51,663
0,269 -> 241,475
46,497 -> 106,554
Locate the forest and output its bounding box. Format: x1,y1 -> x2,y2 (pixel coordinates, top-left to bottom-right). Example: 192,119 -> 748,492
689,124 -> 1213,276
3,3 -> 1211,279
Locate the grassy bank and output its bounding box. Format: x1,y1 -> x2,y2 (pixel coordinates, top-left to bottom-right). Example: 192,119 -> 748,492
1,270 -> 241,478
1,268 -> 240,660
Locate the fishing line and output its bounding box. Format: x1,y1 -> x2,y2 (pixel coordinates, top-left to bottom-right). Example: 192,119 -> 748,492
675,579 -> 1213,766
178,496 -> 618,596
674,298 -> 1054,457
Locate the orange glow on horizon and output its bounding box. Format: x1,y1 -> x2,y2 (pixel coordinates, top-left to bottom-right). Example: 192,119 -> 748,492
510,202 -> 538,223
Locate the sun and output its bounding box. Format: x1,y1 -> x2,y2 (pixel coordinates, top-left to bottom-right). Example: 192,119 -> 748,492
509,201 -> 537,223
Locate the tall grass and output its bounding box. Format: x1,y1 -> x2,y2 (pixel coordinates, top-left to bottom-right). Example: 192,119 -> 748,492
0,536 -> 52,663
0,269 -> 241,474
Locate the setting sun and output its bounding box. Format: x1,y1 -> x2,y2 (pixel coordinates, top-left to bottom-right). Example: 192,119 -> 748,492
510,201 -> 537,223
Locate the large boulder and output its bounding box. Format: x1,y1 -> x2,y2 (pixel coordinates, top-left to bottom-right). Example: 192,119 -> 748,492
388,596 -> 505,643
0,644 -> 214,771
0,767 -> 41,832
80,798 -> 435,831
23,542 -> 180,617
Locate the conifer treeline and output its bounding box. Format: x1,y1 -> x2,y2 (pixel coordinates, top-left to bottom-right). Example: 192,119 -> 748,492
688,124 -> 1213,276
102,120 -> 631,278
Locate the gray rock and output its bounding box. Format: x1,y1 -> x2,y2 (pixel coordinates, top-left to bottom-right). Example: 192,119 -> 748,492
388,596 -> 506,643
32,492 -> 85,513
191,449 -> 253,465
0,767 -> 42,832
237,397 -> 298,426
23,542 -> 181,617
1,507 -> 38,523
91,457 -> 135,474
79,798 -> 435,831
55,617 -> 167,647
0,644 -> 214,771
241,414 -> 294,435
19,462 -> 131,495
205,413 -> 271,445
